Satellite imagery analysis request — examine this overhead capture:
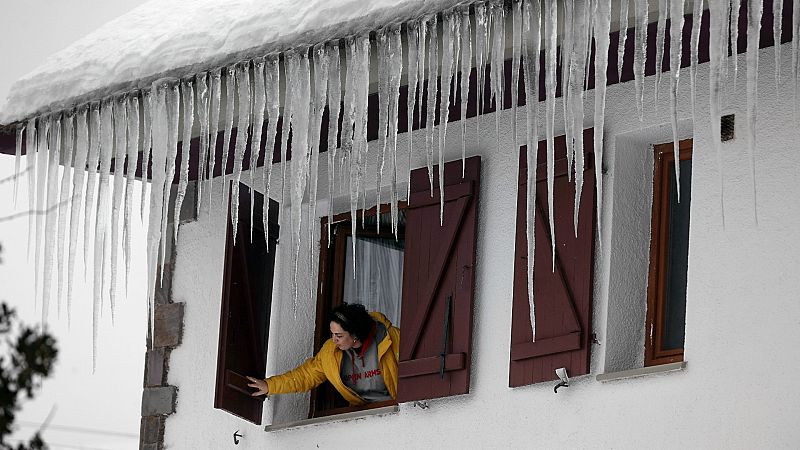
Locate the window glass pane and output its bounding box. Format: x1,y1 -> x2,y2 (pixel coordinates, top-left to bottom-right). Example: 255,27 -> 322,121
663,159 -> 692,350
343,236 -> 404,326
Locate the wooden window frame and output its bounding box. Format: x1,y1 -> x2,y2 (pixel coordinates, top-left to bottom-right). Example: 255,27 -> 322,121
645,139 -> 693,367
309,203 -> 405,419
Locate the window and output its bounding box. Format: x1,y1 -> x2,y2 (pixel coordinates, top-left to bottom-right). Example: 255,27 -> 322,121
645,140 -> 692,366
509,129 -> 597,387
214,183 -> 279,425
311,156 -> 482,415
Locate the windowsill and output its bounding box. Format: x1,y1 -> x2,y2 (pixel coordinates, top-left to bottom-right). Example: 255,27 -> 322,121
264,403 -> 399,432
596,361 -> 686,382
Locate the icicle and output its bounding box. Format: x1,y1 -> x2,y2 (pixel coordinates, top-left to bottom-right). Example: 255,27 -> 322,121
377,29 -> 390,232
174,80 -> 195,246
288,52 -> 311,305
544,0 -> 558,269
25,119 -> 37,259
709,0 -> 727,227
42,114 -> 62,324
746,0 -> 762,223
570,0 -> 588,236
146,82 -> 170,349
207,68 -> 222,209
459,8 -> 472,177
512,0 -> 523,150
230,64 -> 252,246
522,0 -> 542,339
327,44 -> 342,243
438,12 -> 457,224
773,0 -> 783,98
670,0 -> 685,202
223,66 -> 237,183
310,44 -> 329,264
475,4 -> 489,142
655,0 -> 668,105
595,0 -> 611,252
406,20 -> 420,201
618,0 -> 631,80
56,112 -> 75,317
123,95 -> 140,295
280,55 -> 297,214
424,16 -> 439,197
34,117 -> 49,308
634,0 -> 648,119
250,59 -> 267,242
140,91 -> 152,221
94,100 -> 114,321
68,107 -> 89,325
490,1 -> 506,155
159,84 -> 181,284
109,97 -> 128,319
387,26 -> 404,234
562,0 -> 574,158
263,56 -> 281,246
84,105 -> 101,279
729,0 -> 740,92
13,125 -> 23,206
196,73 -> 210,216
690,0 -> 705,117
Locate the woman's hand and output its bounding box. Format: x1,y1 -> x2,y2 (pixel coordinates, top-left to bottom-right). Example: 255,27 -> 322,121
246,376 -> 269,397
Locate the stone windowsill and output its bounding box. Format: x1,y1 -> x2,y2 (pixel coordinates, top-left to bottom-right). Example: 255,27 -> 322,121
264,404 -> 399,432
596,361 -> 687,382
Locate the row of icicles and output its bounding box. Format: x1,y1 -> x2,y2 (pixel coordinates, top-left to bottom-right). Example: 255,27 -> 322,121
9,0 -> 794,367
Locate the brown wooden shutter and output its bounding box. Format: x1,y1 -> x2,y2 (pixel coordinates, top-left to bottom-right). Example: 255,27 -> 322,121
214,183 -> 279,424
509,129 -> 596,388
397,156 -> 481,402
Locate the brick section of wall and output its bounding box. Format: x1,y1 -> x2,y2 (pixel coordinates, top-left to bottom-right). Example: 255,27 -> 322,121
153,303 -> 184,348
142,386 -> 178,416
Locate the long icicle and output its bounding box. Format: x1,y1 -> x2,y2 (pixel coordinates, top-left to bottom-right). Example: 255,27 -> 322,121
387,25 -> 404,235
42,114 -> 62,325
522,0 -> 542,339
327,44 -> 342,243
310,43 -> 329,269
109,96 -> 128,320
490,0 -> 506,155
56,112 -> 75,317
34,117 -> 50,309
655,0 -> 668,105
84,105 -> 101,280
25,119 -> 37,261
618,0 -> 630,80
67,107 -> 89,326
94,100 -> 113,325
424,15 -> 439,197
250,59 -> 267,242
690,0 -> 705,117
459,7 -> 472,177
207,68 -> 222,211
709,0 -> 727,227
634,0 -> 648,119
670,0 -> 685,202
512,0 -> 523,151
140,91 -> 152,222
158,84 -> 180,285
746,0 -> 763,223
196,73 -> 210,216
438,12 -> 457,224
475,4 -> 489,146
231,63 -> 252,246
570,0 -> 589,236
263,55 -> 281,249
544,0 -> 558,269
281,54 -> 297,219
406,20 -> 420,201
289,52 -> 311,307
175,79 -> 195,245
595,0 -> 611,252
123,95 -> 140,295
729,0 -> 740,93
377,28 -> 390,232
773,0 -> 783,99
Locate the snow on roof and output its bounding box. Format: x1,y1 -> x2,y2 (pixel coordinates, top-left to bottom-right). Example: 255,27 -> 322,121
0,0 -> 466,125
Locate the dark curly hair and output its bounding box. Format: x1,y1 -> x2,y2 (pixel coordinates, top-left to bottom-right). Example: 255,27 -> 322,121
328,303 -> 375,342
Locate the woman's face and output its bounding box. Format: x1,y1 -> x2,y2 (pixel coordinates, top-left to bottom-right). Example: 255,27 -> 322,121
330,321 -> 357,351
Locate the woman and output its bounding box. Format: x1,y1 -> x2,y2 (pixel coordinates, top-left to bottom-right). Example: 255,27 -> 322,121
247,303 -> 400,406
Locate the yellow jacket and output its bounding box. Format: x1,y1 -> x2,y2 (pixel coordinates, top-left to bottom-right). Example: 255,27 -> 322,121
266,312 -> 400,406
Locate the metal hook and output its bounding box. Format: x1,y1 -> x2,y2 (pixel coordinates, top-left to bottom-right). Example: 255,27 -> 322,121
233,430 -> 242,445
554,381 -> 569,393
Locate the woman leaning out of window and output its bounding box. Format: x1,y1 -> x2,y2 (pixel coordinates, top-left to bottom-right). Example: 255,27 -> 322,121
247,303 -> 400,405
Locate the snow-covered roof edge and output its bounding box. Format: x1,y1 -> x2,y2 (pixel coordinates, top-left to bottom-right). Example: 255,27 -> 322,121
0,0 -> 470,125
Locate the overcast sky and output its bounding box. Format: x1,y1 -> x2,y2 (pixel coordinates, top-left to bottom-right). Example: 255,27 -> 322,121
1,2 -> 150,449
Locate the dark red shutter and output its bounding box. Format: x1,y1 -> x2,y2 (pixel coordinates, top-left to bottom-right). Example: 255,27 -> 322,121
509,129 -> 596,388
397,156 -> 480,402
214,183 -> 279,424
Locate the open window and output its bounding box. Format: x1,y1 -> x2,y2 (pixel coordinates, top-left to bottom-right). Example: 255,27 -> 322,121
645,140 -> 692,366
509,130 -> 596,387
214,183 -> 279,424
311,156 -> 481,415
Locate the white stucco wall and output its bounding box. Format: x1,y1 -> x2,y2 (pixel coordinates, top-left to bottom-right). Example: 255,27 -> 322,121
163,44 -> 800,448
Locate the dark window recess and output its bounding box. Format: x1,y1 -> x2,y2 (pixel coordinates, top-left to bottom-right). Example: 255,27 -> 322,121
397,156 -> 481,402
509,129 -> 597,388
310,211 -> 406,418
646,141 -> 692,366
214,182 -> 279,425
721,114 -> 735,141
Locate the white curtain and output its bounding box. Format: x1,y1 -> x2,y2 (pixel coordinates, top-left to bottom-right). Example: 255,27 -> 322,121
343,235 -> 404,326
